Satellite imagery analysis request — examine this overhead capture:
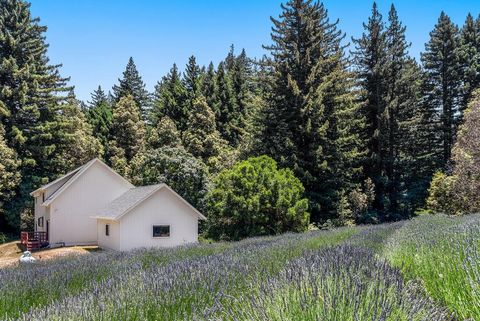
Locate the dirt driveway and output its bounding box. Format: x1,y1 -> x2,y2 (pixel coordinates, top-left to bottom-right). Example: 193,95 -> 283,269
0,241 -> 100,268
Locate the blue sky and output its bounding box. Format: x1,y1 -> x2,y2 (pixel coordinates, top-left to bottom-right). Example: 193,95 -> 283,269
29,0 -> 478,102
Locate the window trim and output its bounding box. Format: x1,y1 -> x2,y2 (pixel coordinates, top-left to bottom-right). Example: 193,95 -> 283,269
152,225 -> 171,238
105,224 -> 110,236
37,217 -> 44,228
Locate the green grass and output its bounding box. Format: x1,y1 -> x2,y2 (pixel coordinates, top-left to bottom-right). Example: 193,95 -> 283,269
384,214 -> 480,320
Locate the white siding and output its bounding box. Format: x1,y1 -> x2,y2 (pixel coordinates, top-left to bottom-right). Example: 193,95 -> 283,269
34,195 -> 47,232
49,161 -> 131,245
97,219 -> 120,250
34,175 -> 69,233
118,188 -> 199,251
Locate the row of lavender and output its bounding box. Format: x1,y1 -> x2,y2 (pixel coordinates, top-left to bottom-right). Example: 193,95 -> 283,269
385,214 -> 480,320
1,215 -> 478,320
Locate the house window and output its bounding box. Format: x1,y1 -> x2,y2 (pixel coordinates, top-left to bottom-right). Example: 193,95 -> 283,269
42,193 -> 45,202
153,225 -> 170,238
105,224 -> 110,236
38,217 -> 44,228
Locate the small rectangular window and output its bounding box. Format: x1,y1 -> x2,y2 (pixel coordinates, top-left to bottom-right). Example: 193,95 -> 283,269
42,193 -> 45,202
37,217 -> 44,228
105,224 -> 110,236
153,225 -> 170,238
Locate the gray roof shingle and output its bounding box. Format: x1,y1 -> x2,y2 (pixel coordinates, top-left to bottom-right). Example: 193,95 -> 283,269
96,184 -> 163,219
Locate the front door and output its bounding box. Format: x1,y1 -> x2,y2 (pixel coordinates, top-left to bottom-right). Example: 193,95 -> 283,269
46,220 -> 50,242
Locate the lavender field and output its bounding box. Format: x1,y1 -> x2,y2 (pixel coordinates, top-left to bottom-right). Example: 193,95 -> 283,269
0,215 -> 479,321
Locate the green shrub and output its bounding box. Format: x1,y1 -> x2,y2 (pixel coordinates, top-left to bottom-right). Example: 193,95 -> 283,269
206,155 -> 309,240
426,172 -> 458,215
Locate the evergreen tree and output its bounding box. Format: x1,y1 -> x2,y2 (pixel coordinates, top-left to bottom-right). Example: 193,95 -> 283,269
86,86 -> 113,155
183,55 -> 202,99
112,57 -> 150,121
151,64 -> 189,130
108,95 -> 145,175
0,109 -> 20,230
228,49 -> 251,147
260,0 -> 363,222
202,62 -> 220,116
351,2 -> 388,216
130,146 -> 210,211
148,116 -> 182,149
0,0 -> 94,229
216,61 -> 239,145
421,12 -> 462,169
52,95 -> 103,173
88,85 -> 108,108
182,96 -> 225,163
459,13 -> 480,116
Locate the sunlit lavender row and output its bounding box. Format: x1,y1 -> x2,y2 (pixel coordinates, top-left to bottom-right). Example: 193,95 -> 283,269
1,215 -> 479,321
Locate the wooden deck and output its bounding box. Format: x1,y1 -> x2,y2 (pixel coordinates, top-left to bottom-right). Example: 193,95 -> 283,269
20,232 -> 49,251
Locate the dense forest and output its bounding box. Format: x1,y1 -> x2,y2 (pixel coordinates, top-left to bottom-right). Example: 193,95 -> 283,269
1,0 -> 479,239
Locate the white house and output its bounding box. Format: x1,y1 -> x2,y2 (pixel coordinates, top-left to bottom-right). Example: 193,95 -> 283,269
30,158 -> 206,251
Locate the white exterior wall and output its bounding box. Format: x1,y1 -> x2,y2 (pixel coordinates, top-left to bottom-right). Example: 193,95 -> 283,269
48,162 -> 131,245
118,188 -> 199,251
97,219 -> 120,250
34,178 -> 67,233
34,196 -> 48,233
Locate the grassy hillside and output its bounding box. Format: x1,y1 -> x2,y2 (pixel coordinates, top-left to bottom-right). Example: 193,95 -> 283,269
0,214 -> 478,321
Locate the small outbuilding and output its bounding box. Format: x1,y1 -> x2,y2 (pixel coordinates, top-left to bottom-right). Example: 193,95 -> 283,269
93,184 -> 206,251
29,158 -> 206,251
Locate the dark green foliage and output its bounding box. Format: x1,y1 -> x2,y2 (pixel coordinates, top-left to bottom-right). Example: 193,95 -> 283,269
182,96 -> 225,163
130,147 -> 210,211
108,95 -> 145,176
259,0 -> 363,223
85,86 -> 113,155
0,0 -> 102,230
147,116 -> 182,149
113,57 -> 150,121
215,61 -> 239,145
352,3 -> 430,219
459,14 -> 480,116
2,0 -> 480,233
421,12 -> 462,169
88,85 -> 108,108
0,120 -> 20,229
183,55 -> 203,99
202,62 -> 220,115
206,155 -> 309,240
151,64 -> 189,130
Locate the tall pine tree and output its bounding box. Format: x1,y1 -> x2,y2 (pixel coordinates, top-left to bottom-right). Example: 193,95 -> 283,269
421,12 -> 462,169
151,64 -> 189,130
183,55 -> 203,99
260,0 -> 363,222
459,13 -> 480,116
113,57 -> 150,121
182,96 -> 225,163
0,108 -> 20,230
0,0 -> 99,229
216,61 -> 239,145
352,2 -> 388,216
86,86 -> 113,156
108,95 -> 145,176
202,62 -> 220,115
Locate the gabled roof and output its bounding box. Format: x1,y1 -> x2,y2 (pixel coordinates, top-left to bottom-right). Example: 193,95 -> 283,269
30,161 -> 89,197
31,158 -> 133,206
93,183 -> 207,221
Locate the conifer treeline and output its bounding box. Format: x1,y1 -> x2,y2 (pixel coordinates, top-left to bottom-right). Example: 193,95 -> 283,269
1,0 -> 479,231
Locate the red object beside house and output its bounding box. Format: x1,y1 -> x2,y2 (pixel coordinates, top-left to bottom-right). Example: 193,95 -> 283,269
20,231 -> 48,251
